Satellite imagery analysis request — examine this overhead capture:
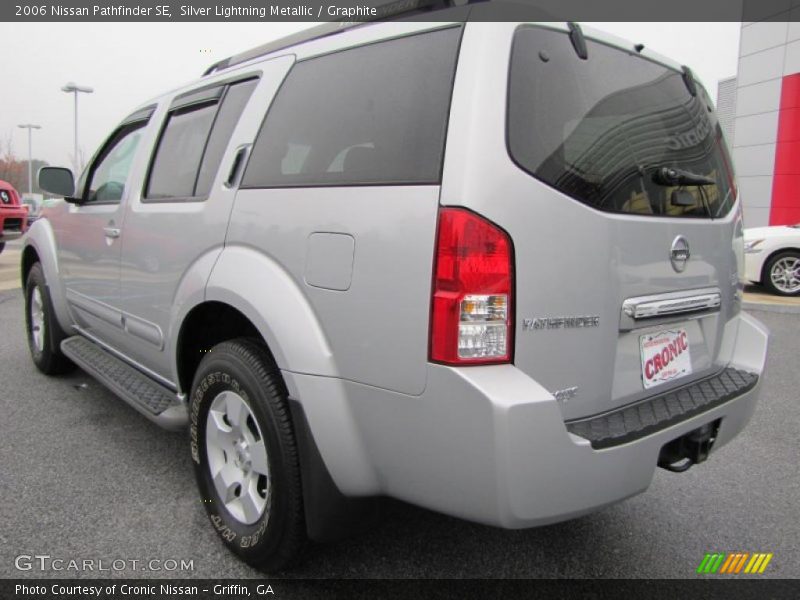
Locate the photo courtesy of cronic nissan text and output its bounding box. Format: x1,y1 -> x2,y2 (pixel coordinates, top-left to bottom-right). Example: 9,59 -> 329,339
0,0 -> 798,598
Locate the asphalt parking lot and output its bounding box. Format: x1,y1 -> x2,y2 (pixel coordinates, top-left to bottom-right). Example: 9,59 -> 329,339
0,257 -> 797,579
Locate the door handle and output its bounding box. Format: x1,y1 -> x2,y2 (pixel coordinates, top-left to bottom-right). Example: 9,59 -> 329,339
225,144 -> 251,188
104,226 -> 121,239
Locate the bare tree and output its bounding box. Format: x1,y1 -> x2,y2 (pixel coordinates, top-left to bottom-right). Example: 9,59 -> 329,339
0,131 -> 47,193
0,133 -> 25,190
0,131 -> 15,165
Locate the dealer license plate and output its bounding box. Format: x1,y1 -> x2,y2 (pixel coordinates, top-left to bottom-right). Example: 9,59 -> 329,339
640,328 -> 692,390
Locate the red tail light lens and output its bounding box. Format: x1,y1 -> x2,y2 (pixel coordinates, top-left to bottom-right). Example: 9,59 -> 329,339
430,207 -> 513,365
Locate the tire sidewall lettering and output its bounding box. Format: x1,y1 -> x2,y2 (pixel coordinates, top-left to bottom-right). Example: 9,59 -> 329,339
191,363 -> 275,553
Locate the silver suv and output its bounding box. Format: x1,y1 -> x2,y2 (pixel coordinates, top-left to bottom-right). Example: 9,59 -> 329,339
26,18 -> 769,570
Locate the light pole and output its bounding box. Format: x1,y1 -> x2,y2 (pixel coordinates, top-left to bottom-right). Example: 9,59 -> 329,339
61,81 -> 93,170
17,123 -> 42,194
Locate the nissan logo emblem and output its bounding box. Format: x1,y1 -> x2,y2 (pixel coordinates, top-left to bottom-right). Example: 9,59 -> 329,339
670,236 -> 690,272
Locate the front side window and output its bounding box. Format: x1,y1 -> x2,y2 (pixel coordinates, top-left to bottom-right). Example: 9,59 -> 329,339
242,26 -> 462,188
85,122 -> 146,204
508,26 -> 736,219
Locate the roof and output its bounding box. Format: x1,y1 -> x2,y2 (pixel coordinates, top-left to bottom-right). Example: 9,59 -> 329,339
202,0 -> 468,77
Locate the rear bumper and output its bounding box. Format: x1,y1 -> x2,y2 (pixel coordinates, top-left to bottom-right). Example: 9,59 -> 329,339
289,311 -> 768,529
744,251 -> 766,283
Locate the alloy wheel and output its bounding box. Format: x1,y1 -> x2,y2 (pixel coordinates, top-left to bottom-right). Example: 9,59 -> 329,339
770,256 -> 800,294
205,390 -> 271,525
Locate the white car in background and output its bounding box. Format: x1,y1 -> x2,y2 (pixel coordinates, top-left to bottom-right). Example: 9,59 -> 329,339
744,223 -> 800,296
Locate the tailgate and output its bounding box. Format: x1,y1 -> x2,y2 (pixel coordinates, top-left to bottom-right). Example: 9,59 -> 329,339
442,23 -> 742,421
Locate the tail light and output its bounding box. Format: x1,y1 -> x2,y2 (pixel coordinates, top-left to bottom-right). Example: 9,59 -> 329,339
430,207 -> 513,365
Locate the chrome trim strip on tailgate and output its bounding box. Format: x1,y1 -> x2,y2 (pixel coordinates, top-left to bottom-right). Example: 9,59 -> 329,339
621,287 -> 721,326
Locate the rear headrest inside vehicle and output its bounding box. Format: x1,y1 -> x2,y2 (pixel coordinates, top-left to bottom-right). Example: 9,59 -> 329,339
343,146 -> 382,177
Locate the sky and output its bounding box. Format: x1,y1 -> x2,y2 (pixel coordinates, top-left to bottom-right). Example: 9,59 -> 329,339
0,22 -> 741,169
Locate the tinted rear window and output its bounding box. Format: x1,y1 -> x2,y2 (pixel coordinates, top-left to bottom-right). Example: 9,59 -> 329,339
242,27 -> 461,188
508,26 -> 736,219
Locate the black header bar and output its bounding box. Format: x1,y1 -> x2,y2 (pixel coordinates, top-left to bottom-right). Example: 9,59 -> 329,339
4,0 -> 800,22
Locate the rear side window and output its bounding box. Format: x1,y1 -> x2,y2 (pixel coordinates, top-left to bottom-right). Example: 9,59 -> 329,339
508,26 -> 736,219
195,79 -> 258,195
146,103 -> 217,200
242,26 -> 461,188
145,79 -> 257,201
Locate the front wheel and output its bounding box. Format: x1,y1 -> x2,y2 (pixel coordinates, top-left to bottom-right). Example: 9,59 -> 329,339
764,251 -> 800,296
0,241 -> 5,255
190,339 -> 306,571
25,262 -> 74,374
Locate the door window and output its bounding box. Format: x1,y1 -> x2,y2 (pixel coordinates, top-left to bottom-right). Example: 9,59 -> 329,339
146,103 -> 217,200
84,122 -> 146,204
145,78 -> 258,201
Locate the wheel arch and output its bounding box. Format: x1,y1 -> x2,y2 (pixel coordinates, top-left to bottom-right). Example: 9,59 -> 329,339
201,245 -> 337,380
175,301 -> 268,394
168,244 -> 337,395
21,219 -> 72,333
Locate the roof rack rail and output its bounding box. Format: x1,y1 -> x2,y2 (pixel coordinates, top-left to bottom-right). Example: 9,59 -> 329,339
202,0 -> 468,77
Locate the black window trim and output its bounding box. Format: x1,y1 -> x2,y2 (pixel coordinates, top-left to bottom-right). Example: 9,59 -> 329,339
121,105 -> 156,127
238,24 -> 464,191
504,23 -> 733,222
170,85 -> 225,112
142,75 -> 260,204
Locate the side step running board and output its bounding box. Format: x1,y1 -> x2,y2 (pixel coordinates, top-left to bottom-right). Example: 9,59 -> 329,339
61,336 -> 188,430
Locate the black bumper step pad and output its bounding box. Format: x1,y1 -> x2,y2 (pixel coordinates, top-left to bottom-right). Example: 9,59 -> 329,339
566,368 -> 758,449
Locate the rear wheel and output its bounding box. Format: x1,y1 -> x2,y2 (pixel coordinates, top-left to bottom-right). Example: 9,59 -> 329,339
0,242 -> 5,255
764,251 -> 800,296
25,262 -> 74,374
190,339 -> 306,571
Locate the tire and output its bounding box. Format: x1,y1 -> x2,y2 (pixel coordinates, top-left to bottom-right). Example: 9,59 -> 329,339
763,250 -> 800,296
0,241 -> 5,255
24,262 -> 74,374
190,339 -> 306,571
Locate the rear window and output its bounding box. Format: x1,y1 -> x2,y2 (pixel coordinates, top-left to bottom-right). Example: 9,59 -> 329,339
242,26 -> 461,188
508,26 -> 736,219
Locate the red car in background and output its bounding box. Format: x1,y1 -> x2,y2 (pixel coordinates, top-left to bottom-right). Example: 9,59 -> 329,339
0,179 -> 28,255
